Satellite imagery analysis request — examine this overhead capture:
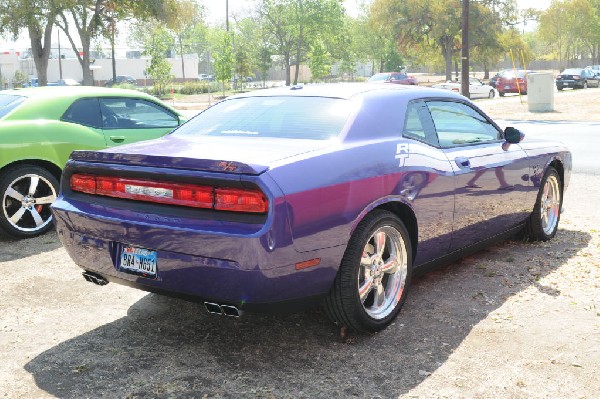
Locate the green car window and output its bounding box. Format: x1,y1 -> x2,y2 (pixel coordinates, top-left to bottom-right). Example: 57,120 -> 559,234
61,98 -> 102,128
99,98 -> 179,129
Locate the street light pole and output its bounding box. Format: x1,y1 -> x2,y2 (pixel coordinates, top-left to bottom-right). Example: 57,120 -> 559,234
461,0 -> 470,99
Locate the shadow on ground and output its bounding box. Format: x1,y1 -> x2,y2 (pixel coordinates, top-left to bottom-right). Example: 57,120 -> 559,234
0,231 -> 62,262
24,229 -> 590,398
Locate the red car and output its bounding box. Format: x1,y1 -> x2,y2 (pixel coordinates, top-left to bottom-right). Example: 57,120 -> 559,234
368,72 -> 418,85
497,70 -> 535,96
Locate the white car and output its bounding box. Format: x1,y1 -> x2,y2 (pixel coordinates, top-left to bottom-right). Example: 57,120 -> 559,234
432,78 -> 495,99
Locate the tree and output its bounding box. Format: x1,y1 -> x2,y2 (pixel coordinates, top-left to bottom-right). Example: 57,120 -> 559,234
0,0 -> 62,86
144,26 -> 173,96
56,0 -> 108,85
258,0 -> 345,85
308,37 -> 331,81
164,0 -> 204,80
213,32 -> 234,96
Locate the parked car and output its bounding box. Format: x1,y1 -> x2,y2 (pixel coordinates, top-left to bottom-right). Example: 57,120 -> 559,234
48,79 -> 81,86
52,83 -> 571,332
431,77 -> 496,99
198,74 -> 214,81
368,72 -> 418,85
105,75 -> 137,87
496,70 -> 536,96
585,65 -> 600,77
556,68 -> 600,90
0,86 -> 185,238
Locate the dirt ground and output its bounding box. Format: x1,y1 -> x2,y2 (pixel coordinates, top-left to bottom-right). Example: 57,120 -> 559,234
0,89 -> 599,399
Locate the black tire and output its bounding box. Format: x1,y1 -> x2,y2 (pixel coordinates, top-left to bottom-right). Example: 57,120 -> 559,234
0,165 -> 59,239
523,167 -> 562,242
488,90 -> 495,99
583,81 -> 588,89
325,210 -> 413,332
557,86 -> 563,91
499,91 -> 505,97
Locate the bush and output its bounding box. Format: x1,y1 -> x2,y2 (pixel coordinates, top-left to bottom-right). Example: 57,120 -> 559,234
178,81 -> 223,95
12,71 -> 28,88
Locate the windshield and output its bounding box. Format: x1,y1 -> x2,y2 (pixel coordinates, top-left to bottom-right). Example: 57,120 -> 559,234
368,73 -> 391,82
174,96 -> 351,140
0,94 -> 26,119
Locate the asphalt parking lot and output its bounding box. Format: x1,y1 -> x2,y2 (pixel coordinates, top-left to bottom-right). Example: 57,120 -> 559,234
1,88 -> 599,398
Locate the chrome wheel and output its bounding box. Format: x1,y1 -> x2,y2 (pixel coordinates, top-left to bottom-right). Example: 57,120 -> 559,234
540,174 -> 560,236
358,225 -> 408,320
2,173 -> 57,234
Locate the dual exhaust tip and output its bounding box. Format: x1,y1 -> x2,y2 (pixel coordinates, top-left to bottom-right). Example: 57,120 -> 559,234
82,271 -> 108,286
82,272 -> 241,318
204,302 -> 242,318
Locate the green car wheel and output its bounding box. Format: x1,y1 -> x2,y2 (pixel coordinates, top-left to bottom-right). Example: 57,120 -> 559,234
0,165 -> 58,238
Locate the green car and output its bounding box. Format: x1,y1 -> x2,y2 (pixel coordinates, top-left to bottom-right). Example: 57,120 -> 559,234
0,86 -> 186,238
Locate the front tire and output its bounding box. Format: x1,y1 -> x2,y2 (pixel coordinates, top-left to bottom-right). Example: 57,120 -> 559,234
325,210 -> 412,332
524,167 -> 562,241
0,165 -> 58,239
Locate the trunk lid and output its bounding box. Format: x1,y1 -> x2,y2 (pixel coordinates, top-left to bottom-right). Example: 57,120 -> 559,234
70,135 -> 331,175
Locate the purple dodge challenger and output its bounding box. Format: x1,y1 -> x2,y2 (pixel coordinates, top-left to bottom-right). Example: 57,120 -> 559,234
52,83 -> 571,332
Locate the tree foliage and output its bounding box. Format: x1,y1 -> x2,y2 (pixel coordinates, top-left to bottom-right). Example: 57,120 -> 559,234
143,24 -> 173,96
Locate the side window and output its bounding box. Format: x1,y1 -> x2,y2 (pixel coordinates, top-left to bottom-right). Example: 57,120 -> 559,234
99,98 -> 179,129
61,98 -> 102,128
426,101 -> 501,148
402,101 -> 439,147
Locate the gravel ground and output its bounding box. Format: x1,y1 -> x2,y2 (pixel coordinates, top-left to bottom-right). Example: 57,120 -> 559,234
1,90 -> 599,399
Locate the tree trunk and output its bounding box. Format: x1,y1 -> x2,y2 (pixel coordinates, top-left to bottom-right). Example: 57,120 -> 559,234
27,14 -> 55,86
293,25 -> 304,85
285,52 -> 291,86
179,36 -> 186,80
483,66 -> 490,80
111,19 -> 117,82
442,36 -> 453,82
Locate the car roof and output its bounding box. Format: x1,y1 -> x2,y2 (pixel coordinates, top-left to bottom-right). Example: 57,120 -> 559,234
4,86 -> 150,100
227,82 -> 447,101
1,86 -> 181,120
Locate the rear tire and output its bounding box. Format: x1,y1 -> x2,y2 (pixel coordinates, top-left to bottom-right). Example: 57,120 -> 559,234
0,165 -> 58,239
488,90 -> 495,99
499,91 -> 505,97
523,167 -> 562,242
325,210 -> 412,333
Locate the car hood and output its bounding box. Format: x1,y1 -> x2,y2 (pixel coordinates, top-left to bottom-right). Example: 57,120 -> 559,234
70,135 -> 334,175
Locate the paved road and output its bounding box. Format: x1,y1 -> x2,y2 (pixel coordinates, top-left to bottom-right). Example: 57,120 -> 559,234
498,120 -> 600,175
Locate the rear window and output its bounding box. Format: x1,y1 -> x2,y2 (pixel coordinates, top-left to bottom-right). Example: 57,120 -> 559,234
174,96 -> 351,140
0,94 -> 26,118
562,69 -> 582,75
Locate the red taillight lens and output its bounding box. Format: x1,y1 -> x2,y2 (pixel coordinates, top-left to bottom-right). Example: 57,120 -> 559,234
215,188 -> 269,213
573,75 -> 580,80
557,75 -> 562,79
452,88 -> 459,92
69,174 -> 268,213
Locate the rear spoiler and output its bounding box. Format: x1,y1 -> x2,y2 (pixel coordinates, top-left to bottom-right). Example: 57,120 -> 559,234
69,150 -> 268,175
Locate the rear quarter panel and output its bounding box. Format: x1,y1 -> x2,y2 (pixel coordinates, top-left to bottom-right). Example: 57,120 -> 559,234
0,120 -> 107,170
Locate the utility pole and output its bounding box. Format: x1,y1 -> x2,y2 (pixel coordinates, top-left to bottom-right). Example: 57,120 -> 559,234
226,0 -> 229,32
461,0 -> 470,99
58,30 -> 63,80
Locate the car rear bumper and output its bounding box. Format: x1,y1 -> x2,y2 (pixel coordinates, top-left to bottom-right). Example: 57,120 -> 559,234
52,197 -> 345,310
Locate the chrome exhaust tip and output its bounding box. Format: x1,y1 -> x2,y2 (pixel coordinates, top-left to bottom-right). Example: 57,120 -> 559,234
221,305 -> 242,317
204,302 -> 242,317
204,302 -> 223,315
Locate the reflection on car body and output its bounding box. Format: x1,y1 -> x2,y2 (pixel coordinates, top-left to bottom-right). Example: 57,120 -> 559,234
52,83 -> 571,333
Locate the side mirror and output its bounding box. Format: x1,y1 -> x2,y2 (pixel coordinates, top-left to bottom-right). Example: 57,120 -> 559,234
504,127 -> 524,144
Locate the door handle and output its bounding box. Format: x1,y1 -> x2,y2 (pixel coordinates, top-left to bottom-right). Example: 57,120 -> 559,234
110,136 -> 125,143
455,157 -> 471,169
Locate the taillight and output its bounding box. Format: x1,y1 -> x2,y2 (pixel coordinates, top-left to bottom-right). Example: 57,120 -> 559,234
215,188 -> 268,213
452,88 -> 459,92
573,75 -> 580,80
557,75 -> 562,79
69,174 -> 268,213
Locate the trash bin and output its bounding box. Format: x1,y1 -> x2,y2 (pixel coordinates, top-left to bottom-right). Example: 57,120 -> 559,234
527,73 -> 554,112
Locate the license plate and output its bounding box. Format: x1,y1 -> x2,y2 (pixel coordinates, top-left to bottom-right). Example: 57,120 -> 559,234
119,246 -> 157,278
